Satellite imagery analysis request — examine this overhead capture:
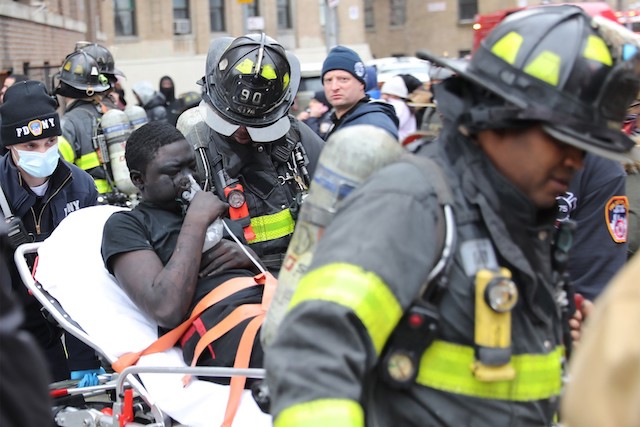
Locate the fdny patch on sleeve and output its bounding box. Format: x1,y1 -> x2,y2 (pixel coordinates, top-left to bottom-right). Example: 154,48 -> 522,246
605,196 -> 629,243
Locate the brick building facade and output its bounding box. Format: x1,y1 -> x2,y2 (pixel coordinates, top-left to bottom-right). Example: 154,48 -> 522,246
0,0 -> 104,90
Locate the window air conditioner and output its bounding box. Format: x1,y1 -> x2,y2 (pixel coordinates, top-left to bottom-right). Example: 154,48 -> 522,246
174,19 -> 191,35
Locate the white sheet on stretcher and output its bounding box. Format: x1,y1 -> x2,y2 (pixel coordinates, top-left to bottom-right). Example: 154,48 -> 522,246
34,205 -> 272,427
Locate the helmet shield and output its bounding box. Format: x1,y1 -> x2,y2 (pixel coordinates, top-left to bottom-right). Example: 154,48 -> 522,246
418,5 -> 640,162
201,33 -> 301,142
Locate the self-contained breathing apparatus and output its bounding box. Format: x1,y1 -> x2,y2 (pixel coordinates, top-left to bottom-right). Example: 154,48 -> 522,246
91,107 -> 146,206
54,48 -> 142,207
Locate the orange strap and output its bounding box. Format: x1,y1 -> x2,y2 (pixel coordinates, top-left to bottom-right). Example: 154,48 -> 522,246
112,271 -> 277,427
222,314 -> 264,427
181,271 -> 277,427
112,274 -> 268,372
181,304 -> 263,386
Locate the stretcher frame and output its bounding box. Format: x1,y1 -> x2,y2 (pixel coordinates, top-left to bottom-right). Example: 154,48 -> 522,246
14,242 -> 266,427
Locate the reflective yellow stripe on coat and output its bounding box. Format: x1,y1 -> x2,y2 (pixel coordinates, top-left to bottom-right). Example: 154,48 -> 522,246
57,136 -> 76,163
275,398 -> 364,427
248,209 -> 295,243
76,151 -> 101,171
288,263 -> 403,355
417,340 -> 563,401
93,179 -> 111,194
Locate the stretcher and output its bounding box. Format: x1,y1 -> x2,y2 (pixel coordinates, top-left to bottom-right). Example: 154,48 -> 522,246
13,205 -> 272,427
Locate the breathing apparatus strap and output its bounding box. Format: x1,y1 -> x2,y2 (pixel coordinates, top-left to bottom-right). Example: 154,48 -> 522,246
553,219 -> 578,361
378,155 -> 457,389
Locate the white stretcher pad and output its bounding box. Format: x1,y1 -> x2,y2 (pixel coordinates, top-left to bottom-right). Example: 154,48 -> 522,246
34,205 -> 271,427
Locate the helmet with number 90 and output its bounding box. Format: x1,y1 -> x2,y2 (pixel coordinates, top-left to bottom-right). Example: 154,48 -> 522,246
201,33 -> 301,142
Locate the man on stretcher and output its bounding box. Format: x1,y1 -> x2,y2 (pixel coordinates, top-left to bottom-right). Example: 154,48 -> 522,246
101,121 -> 267,383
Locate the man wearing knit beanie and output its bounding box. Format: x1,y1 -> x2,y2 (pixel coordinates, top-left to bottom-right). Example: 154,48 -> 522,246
0,80 -> 99,383
321,45 -> 398,140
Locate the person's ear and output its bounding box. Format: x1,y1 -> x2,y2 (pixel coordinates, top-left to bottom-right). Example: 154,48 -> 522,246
130,169 -> 144,190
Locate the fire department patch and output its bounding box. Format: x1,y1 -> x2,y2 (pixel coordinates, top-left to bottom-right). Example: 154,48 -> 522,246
605,196 -> 629,243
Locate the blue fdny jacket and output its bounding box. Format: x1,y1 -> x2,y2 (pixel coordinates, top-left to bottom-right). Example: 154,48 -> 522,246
0,153 -> 98,242
327,98 -> 399,140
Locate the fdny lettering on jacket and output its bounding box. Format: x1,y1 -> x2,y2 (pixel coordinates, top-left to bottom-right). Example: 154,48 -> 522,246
64,200 -> 81,216
16,118 -> 57,138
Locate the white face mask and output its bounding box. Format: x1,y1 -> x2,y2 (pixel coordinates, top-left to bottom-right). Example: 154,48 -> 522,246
13,145 -> 60,178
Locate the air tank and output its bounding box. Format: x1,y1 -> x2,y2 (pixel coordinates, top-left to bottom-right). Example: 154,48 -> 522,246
261,125 -> 405,348
101,109 -> 136,195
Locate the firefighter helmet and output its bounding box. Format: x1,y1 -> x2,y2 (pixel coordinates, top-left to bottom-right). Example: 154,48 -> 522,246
419,5 -> 640,162
201,33 -> 301,142
76,42 -> 125,81
55,50 -> 110,98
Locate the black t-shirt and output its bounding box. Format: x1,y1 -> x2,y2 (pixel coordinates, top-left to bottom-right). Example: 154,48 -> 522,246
101,201 -> 264,375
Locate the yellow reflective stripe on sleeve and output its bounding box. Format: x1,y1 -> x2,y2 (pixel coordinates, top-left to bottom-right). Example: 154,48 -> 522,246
275,398 -> 364,427
583,34 -> 613,66
491,31 -> 523,65
76,151 -> 101,171
524,51 -> 561,86
248,209 -> 295,243
417,340 -> 563,401
289,263 -> 403,355
94,179 -> 111,194
57,136 -> 76,163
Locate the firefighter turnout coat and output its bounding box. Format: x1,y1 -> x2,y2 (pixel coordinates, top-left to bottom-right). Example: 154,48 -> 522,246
265,127 -> 565,426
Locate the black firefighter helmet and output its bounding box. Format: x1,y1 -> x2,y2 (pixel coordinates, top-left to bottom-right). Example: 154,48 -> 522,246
200,33 -> 301,143
54,50 -> 110,99
419,5 -> 640,162
76,42 -> 125,86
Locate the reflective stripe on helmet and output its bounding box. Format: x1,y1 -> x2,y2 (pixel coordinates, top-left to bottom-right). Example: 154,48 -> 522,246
261,64 -> 277,80
248,209 -> 295,243
288,263 -> 403,355
583,34 -> 612,66
234,58 -> 280,81
275,398 -> 364,427
524,51 -> 561,86
417,340 -> 563,401
491,31 -> 563,86
490,31 -> 523,65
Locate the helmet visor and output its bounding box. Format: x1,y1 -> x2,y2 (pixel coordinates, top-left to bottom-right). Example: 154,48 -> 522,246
201,101 -> 290,142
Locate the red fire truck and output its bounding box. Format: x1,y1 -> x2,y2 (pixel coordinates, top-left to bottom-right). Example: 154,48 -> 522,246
616,8 -> 640,33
